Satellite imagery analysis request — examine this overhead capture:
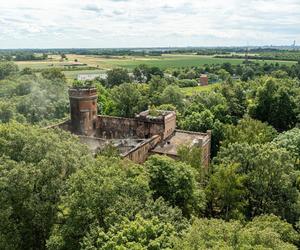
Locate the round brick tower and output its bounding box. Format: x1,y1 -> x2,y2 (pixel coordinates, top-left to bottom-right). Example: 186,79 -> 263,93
68,87 -> 98,136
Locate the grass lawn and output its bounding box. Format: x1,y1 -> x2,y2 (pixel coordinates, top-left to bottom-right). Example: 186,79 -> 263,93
181,83 -> 220,96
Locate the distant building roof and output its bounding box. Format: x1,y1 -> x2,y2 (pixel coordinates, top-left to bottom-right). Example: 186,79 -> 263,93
77,73 -> 107,81
151,130 -> 210,156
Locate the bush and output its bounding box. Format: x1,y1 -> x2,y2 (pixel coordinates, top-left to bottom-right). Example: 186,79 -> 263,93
177,79 -> 198,88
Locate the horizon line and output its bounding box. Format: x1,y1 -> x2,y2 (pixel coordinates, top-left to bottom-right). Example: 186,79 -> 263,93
0,45 -> 299,50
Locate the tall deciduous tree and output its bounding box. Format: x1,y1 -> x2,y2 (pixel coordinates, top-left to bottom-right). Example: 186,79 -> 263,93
106,68 -> 130,87
222,117 -> 277,147
81,215 -> 178,250
47,157 -> 151,249
0,61 -> 18,80
249,78 -> 297,131
175,215 -> 299,249
41,68 -> 66,82
111,83 -> 147,117
145,155 -> 206,217
215,143 -> 300,223
273,128 -> 300,168
47,156 -> 188,250
160,85 -> 184,110
206,163 -> 247,220
0,123 -> 92,250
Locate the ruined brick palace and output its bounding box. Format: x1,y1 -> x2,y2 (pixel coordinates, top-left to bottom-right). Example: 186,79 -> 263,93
52,87 -> 211,167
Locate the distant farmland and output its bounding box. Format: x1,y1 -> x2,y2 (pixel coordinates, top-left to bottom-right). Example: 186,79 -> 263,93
65,54 -> 297,69
15,54 -> 297,79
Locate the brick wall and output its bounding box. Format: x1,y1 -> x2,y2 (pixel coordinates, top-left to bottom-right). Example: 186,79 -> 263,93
123,135 -> 161,163
97,115 -> 142,138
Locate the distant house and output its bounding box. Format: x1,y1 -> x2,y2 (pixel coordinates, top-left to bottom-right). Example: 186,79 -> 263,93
78,72 -> 134,81
199,74 -> 209,86
77,73 -> 107,81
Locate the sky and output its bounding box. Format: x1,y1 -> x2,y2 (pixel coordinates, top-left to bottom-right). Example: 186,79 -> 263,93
0,0 -> 299,48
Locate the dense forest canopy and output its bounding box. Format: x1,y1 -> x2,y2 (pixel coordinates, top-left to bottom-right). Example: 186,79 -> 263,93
0,52 -> 300,249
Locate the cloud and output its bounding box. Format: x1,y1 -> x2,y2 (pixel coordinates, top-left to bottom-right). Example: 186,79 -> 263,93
112,10 -> 125,15
82,4 -> 103,13
161,2 -> 197,15
0,0 -> 299,48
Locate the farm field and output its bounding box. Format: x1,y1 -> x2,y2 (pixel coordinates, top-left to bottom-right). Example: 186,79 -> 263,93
66,54 -> 297,69
181,83 -> 221,96
14,53 -> 297,79
15,55 -> 71,69
16,54 -> 297,71
66,54 -> 246,69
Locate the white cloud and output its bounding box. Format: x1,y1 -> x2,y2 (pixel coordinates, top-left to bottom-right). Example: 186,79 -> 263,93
0,0 -> 299,48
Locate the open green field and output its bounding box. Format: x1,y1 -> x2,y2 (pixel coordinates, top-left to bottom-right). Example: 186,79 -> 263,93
181,83 -> 221,96
15,54 -> 297,79
66,54 -> 296,69
66,54 -> 247,69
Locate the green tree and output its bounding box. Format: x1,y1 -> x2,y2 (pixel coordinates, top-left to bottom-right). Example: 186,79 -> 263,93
177,145 -> 203,170
0,123 -> 92,250
145,155 -> 206,217
133,64 -> 149,82
156,103 -> 177,112
221,62 -> 233,74
148,66 -> 164,79
47,157 -> 151,250
16,76 -> 68,124
47,157 -> 189,250
218,69 -> 230,81
95,83 -> 115,115
41,68 -> 66,82
160,85 -> 184,110
206,163 -> 247,220
133,64 -> 164,83
111,83 -> 147,117
177,145 -> 208,184
0,61 -> 18,80
177,79 -> 198,87
0,101 -> 15,123
222,117 -> 277,147
106,68 -> 130,87
215,143 -> 300,223
273,128 -> 300,168
241,66 -> 255,81
249,78 -> 297,131
175,215 -> 299,250
181,110 -> 214,132
0,79 -> 18,98
20,67 -> 34,75
188,91 -> 230,123
81,215 -> 178,250
180,108 -> 224,157
148,76 -> 168,105
271,70 -> 289,78
217,81 -> 247,123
